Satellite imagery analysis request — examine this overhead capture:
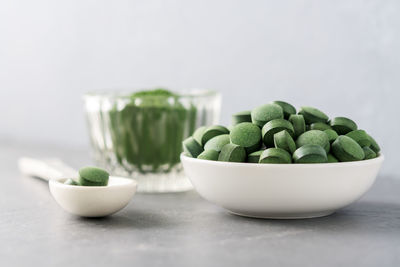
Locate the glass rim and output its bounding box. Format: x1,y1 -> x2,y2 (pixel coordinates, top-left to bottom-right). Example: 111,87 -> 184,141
83,88 -> 220,100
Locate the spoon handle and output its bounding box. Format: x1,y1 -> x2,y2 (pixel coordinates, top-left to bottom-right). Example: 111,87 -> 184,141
18,157 -> 78,181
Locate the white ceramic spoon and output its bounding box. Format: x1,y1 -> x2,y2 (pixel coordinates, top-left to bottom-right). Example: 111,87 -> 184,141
18,157 -> 137,217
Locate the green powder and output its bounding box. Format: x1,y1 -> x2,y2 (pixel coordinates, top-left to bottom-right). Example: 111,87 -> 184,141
108,89 -> 197,173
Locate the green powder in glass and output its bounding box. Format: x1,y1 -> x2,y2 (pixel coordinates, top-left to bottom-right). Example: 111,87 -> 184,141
108,89 -> 197,173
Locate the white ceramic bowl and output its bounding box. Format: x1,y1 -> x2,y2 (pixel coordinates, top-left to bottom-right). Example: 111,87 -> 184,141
49,176 -> 137,217
181,154 -> 384,219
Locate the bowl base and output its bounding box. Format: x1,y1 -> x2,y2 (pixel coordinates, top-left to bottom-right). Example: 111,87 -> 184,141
228,210 -> 335,219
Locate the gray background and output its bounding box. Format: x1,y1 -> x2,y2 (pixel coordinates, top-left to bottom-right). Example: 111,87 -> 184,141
0,0 -> 398,175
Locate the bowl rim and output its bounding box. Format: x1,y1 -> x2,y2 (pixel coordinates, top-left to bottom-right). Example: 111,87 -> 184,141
49,176 -> 138,191
180,153 -> 384,168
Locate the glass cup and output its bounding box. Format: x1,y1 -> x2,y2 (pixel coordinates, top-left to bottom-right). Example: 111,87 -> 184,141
83,89 -> 221,192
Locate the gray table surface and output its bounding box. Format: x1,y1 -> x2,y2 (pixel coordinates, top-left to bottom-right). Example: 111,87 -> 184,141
1,140 -> 399,267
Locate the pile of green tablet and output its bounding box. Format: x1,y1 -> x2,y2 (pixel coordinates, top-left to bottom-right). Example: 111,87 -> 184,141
183,101 -> 381,163
64,166 -> 110,186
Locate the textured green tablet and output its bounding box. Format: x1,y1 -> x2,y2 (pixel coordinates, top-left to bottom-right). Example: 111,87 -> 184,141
363,146 -> 377,160
288,114 -> 306,138
218,144 -> 246,162
230,122 -> 262,154
261,119 -> 294,147
273,130 -> 296,154
367,134 -> 381,153
79,177 -> 108,186
293,145 -> 328,163
346,130 -> 371,147
183,137 -> 204,158
327,153 -> 339,163
64,178 -> 79,186
232,110 -> 252,125
204,134 -> 230,152
79,166 -> 109,186
363,146 -> 377,159
251,103 -> 284,127
324,129 -> 338,144
201,125 -> 230,146
79,166 -> 109,183
332,136 -> 365,162
259,148 -> 292,164
310,122 -> 331,131
298,106 -> 329,124
272,101 -> 296,119
193,126 -> 207,145
247,150 -> 264,163
296,130 -> 330,153
197,149 -> 219,161
329,117 -> 357,135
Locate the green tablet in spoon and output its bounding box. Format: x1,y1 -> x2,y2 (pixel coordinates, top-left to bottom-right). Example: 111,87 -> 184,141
79,166 -> 109,186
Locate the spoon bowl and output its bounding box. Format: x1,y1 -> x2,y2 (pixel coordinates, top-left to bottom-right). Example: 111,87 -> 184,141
49,176 -> 137,217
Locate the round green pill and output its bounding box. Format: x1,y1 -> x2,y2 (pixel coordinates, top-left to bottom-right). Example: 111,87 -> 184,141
329,117 -> 357,135
193,126 -> 207,145
332,135 -> 365,162
218,144 -> 246,162
201,125 -> 230,146
204,134 -> 230,152
296,130 -> 330,153
197,149 -> 219,161
183,137 -> 204,158
232,110 -> 252,125
288,114 -> 306,138
273,130 -> 296,154
79,166 -> 109,186
259,148 -> 292,164
64,178 -> 79,186
363,146 -> 377,160
79,177 -> 108,186
298,106 -> 329,124
230,122 -> 262,154
324,129 -> 338,144
251,103 -> 284,127
293,145 -> 328,164
272,101 -> 296,119
346,130 -> 371,147
327,153 -> 339,163
262,119 -> 294,147
310,122 -> 331,131
247,150 -> 264,163
367,134 -> 381,153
